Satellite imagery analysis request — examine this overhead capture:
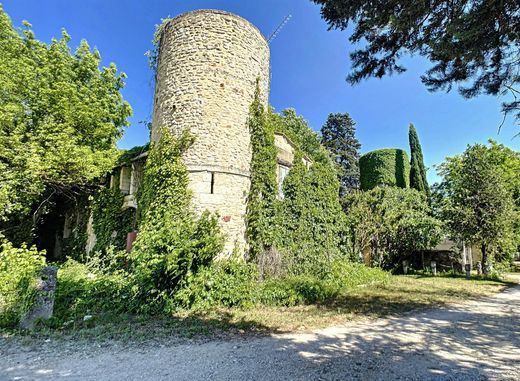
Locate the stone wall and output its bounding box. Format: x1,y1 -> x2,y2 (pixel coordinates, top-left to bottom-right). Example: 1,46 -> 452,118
151,10 -> 270,255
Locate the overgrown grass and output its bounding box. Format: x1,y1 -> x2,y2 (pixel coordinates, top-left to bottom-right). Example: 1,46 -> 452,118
2,262 -> 515,344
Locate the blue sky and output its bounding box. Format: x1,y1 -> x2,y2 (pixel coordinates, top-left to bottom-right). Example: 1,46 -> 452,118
3,0 -> 518,183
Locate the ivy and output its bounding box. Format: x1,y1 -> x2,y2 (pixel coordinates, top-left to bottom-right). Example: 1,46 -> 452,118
91,187 -> 136,253
246,84 -> 348,275
359,149 -> 410,190
130,128 -> 224,313
246,83 -> 278,259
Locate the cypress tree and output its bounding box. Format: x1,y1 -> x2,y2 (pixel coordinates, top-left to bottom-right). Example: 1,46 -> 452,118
408,124 -> 430,198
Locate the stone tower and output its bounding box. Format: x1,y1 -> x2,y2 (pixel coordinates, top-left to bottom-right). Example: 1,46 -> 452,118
151,10 -> 270,255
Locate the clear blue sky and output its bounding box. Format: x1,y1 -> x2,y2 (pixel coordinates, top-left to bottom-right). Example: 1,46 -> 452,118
3,0 -> 518,183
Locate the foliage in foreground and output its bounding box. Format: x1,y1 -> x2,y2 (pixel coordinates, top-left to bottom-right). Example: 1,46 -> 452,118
312,0 -> 520,123
0,237 -> 46,327
49,256 -> 391,325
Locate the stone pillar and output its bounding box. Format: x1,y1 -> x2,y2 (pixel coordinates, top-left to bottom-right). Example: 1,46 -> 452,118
19,266 -> 57,330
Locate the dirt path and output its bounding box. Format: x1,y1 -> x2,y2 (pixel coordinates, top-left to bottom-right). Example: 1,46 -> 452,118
2,284 -> 520,381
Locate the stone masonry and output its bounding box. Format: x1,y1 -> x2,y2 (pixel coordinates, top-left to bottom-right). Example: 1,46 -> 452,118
151,10 -> 270,255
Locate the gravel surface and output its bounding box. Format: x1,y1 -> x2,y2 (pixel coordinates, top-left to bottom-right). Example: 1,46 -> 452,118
2,284 -> 519,381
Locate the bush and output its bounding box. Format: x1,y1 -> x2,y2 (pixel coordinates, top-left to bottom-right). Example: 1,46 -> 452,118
173,260 -> 258,310
0,238 -> 46,327
259,260 -> 389,307
53,257 -> 132,324
359,148 -> 410,190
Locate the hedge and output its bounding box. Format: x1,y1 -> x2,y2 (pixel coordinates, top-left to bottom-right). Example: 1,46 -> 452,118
359,148 -> 410,190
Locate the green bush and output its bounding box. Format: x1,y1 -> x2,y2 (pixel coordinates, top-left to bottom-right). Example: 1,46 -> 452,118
173,260 -> 258,310
0,238 -> 46,327
53,257 -> 132,323
260,275 -> 336,306
359,148 -> 410,190
259,260 -> 389,307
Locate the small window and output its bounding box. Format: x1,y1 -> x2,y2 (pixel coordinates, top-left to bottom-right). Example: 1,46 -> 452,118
119,166 -> 131,195
210,172 -> 215,194
278,164 -> 290,198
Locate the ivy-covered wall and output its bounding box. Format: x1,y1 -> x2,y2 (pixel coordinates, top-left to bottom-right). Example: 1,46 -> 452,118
359,149 -> 410,190
246,87 -> 348,275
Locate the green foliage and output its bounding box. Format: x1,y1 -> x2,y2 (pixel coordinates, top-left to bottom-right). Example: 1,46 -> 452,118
173,260 -> 258,310
259,260 -> 389,306
246,84 -> 278,259
269,108 -> 329,163
345,187 -> 442,267
53,255 -> 132,323
247,91 -> 348,274
0,8 -> 131,236
147,17 -> 173,71
279,154 -> 348,274
321,113 -> 361,195
408,124 -> 430,198
91,188 -> 136,253
436,143 -> 518,271
0,237 -> 46,327
312,0 -> 520,123
359,149 -> 410,190
131,128 -> 224,313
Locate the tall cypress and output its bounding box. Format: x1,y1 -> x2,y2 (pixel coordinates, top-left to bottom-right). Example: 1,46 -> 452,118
408,124 -> 430,198
321,113 -> 361,197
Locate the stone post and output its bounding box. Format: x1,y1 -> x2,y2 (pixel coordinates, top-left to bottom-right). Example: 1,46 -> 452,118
19,266 -> 57,330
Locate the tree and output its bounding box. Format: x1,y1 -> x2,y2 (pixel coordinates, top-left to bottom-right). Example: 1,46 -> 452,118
0,7 -> 132,241
312,0 -> 520,123
437,143 -> 518,273
408,124 -> 430,198
320,113 -> 361,196
345,187 -> 442,268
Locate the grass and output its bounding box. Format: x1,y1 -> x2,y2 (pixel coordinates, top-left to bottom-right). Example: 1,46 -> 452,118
2,272 -> 515,345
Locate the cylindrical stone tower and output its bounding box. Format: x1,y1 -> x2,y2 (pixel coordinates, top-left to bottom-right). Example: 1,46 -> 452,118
151,10 -> 270,255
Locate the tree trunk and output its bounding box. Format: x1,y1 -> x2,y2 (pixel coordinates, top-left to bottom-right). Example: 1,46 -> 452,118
481,244 -> 488,275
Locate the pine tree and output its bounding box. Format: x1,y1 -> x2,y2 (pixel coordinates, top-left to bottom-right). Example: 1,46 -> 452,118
408,124 -> 430,198
320,113 -> 361,197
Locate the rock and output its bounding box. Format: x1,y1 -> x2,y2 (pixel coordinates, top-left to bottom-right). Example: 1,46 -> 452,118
83,315 -> 93,321
19,266 -> 58,330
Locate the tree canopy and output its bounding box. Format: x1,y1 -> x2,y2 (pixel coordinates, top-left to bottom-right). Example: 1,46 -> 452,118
435,143 -> 519,271
312,0 -> 520,123
0,7 -> 132,238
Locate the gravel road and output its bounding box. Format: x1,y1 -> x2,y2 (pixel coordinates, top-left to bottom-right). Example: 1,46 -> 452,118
2,284 -> 519,381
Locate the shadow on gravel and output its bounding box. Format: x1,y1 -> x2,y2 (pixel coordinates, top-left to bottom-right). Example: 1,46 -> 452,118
2,288 -> 519,380
267,287 -> 520,380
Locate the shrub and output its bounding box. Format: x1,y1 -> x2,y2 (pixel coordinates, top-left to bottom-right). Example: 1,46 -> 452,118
53,257 -> 132,323
359,148 -> 410,190
173,260 -> 258,310
259,260 -> 389,307
260,275 -> 337,306
0,238 -> 46,327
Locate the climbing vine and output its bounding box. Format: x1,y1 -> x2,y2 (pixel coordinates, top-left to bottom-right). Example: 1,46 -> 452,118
246,84 -> 348,274
246,82 -> 278,259
91,187 -> 136,253
130,128 -> 224,313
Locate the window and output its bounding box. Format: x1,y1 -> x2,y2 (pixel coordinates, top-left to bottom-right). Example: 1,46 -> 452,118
210,172 -> 215,194
278,164 -> 290,198
119,166 -> 131,195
